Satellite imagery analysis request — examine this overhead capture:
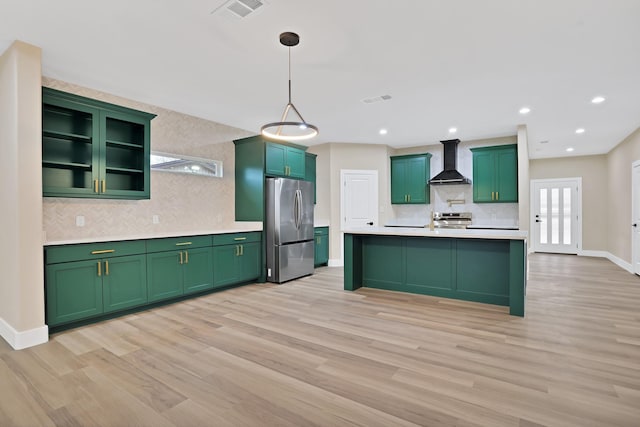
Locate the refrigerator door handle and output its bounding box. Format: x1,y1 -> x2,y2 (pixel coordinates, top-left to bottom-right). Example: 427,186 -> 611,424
297,189 -> 303,230
293,189 -> 300,230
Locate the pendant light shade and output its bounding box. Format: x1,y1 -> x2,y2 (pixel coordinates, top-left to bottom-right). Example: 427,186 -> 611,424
261,32 -> 318,142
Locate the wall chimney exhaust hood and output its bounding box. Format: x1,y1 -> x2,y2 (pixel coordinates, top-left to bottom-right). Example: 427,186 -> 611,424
429,139 -> 471,185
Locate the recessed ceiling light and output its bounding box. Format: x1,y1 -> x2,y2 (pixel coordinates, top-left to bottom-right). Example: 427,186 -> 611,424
575,128 -> 585,134
591,96 -> 605,104
519,107 -> 531,114
379,128 -> 388,135
448,127 -> 457,134
566,147 -> 575,152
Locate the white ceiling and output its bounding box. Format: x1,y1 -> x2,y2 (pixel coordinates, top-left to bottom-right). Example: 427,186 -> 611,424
2,0 -> 639,159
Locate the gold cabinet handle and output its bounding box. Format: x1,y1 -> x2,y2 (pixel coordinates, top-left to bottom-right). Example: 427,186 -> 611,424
408,194 -> 411,202
94,179 -> 99,193
97,261 -> 102,276
105,260 -> 109,276
240,244 -> 243,256
235,245 -> 239,256
496,191 -> 499,200
101,179 -> 106,193
91,249 -> 115,255
234,237 -> 246,241
491,191 -> 495,201
175,242 -> 193,246
179,251 -> 183,265
185,250 -> 189,264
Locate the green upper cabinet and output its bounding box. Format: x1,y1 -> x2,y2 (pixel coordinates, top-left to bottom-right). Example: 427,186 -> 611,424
235,135 -> 309,221
265,142 -> 306,178
305,152 -> 317,204
390,153 -> 432,204
42,87 -> 156,199
471,144 -> 518,203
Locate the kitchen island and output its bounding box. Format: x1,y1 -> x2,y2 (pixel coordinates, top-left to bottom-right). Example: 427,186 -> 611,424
343,227 -> 527,316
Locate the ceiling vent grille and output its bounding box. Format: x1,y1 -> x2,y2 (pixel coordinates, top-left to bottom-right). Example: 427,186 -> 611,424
213,0 -> 266,19
362,94 -> 392,104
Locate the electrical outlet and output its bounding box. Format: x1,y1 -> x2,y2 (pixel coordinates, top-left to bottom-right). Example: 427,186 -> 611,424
152,215 -> 159,224
76,215 -> 85,227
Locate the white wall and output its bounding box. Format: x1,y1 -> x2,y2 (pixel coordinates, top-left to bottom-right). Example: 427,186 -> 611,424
0,41 -> 47,349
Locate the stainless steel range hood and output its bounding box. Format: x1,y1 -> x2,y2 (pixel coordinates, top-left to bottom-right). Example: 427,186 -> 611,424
429,139 -> 471,185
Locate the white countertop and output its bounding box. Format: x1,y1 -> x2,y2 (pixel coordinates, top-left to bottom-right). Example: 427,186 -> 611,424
466,224 -> 519,230
314,220 -> 330,227
344,226 -> 527,240
44,225 -> 263,246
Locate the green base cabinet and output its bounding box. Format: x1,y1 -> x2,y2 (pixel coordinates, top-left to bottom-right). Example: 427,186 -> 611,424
146,235 -> 214,302
46,260 -> 104,326
234,136 -> 310,221
470,144 -> 518,203
344,233 -> 526,316
45,240 -> 148,327
213,232 -> 262,287
42,88 -> 156,200
314,227 -> 329,266
390,153 -> 432,204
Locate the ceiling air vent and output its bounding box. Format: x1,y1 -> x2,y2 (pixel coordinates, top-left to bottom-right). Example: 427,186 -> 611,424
362,94 -> 392,104
213,0 -> 266,19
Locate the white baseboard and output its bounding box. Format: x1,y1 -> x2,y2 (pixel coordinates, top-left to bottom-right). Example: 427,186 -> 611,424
578,250 -> 634,274
0,318 -> 48,350
606,253 -> 633,274
328,258 -> 343,267
579,250 -> 609,258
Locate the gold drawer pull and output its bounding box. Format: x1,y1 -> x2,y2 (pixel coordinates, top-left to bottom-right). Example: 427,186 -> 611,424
94,179 -> 99,193
91,249 -> 115,255
179,251 -> 183,265
105,260 -> 109,276
175,242 -> 193,246
234,237 -> 247,241
101,179 -> 106,193
185,250 -> 189,264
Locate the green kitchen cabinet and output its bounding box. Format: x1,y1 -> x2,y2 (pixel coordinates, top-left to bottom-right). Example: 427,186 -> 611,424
212,232 -> 262,287
314,227 -> 329,266
265,142 -> 306,178
305,152 -> 317,204
471,144 -> 518,203
390,153 -> 432,204
42,87 -> 155,200
234,135 -> 309,221
45,240 -> 148,327
146,235 -> 214,302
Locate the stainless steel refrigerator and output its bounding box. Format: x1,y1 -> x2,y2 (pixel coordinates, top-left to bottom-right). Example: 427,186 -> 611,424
265,177 -> 315,283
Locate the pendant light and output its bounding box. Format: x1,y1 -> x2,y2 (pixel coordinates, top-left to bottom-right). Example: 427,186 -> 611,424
261,32 -> 318,142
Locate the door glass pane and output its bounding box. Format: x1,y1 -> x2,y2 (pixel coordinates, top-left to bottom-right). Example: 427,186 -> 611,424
563,187 -> 571,245
540,188 -> 547,244
551,188 -> 559,244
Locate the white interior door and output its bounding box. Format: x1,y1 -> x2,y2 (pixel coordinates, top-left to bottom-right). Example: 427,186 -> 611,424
632,161 -> 640,274
531,178 -> 581,254
341,170 -> 379,228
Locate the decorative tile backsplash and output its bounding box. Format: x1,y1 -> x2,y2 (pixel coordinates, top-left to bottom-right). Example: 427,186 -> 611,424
42,77 -> 255,242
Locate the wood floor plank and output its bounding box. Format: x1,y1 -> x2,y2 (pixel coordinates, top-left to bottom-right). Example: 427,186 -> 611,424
1,253 -> 639,426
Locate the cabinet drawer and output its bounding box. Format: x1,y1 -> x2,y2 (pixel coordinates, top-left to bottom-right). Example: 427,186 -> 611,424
146,235 -> 212,253
212,232 -> 262,246
46,240 -> 146,264
314,227 -> 329,236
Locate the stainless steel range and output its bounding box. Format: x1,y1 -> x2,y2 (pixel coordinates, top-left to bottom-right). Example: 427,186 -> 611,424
432,212 -> 472,229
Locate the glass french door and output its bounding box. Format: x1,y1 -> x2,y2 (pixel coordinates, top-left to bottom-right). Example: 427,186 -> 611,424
532,179 -> 580,254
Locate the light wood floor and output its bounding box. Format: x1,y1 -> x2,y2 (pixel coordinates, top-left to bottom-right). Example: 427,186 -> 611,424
2,254 -> 640,427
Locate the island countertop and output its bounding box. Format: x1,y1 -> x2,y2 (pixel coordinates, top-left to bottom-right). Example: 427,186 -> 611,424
343,226 -> 527,241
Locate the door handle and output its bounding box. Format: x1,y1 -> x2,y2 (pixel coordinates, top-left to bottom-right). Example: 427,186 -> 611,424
535,219 -> 542,223
634,223 -> 638,227
366,221 -> 374,226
